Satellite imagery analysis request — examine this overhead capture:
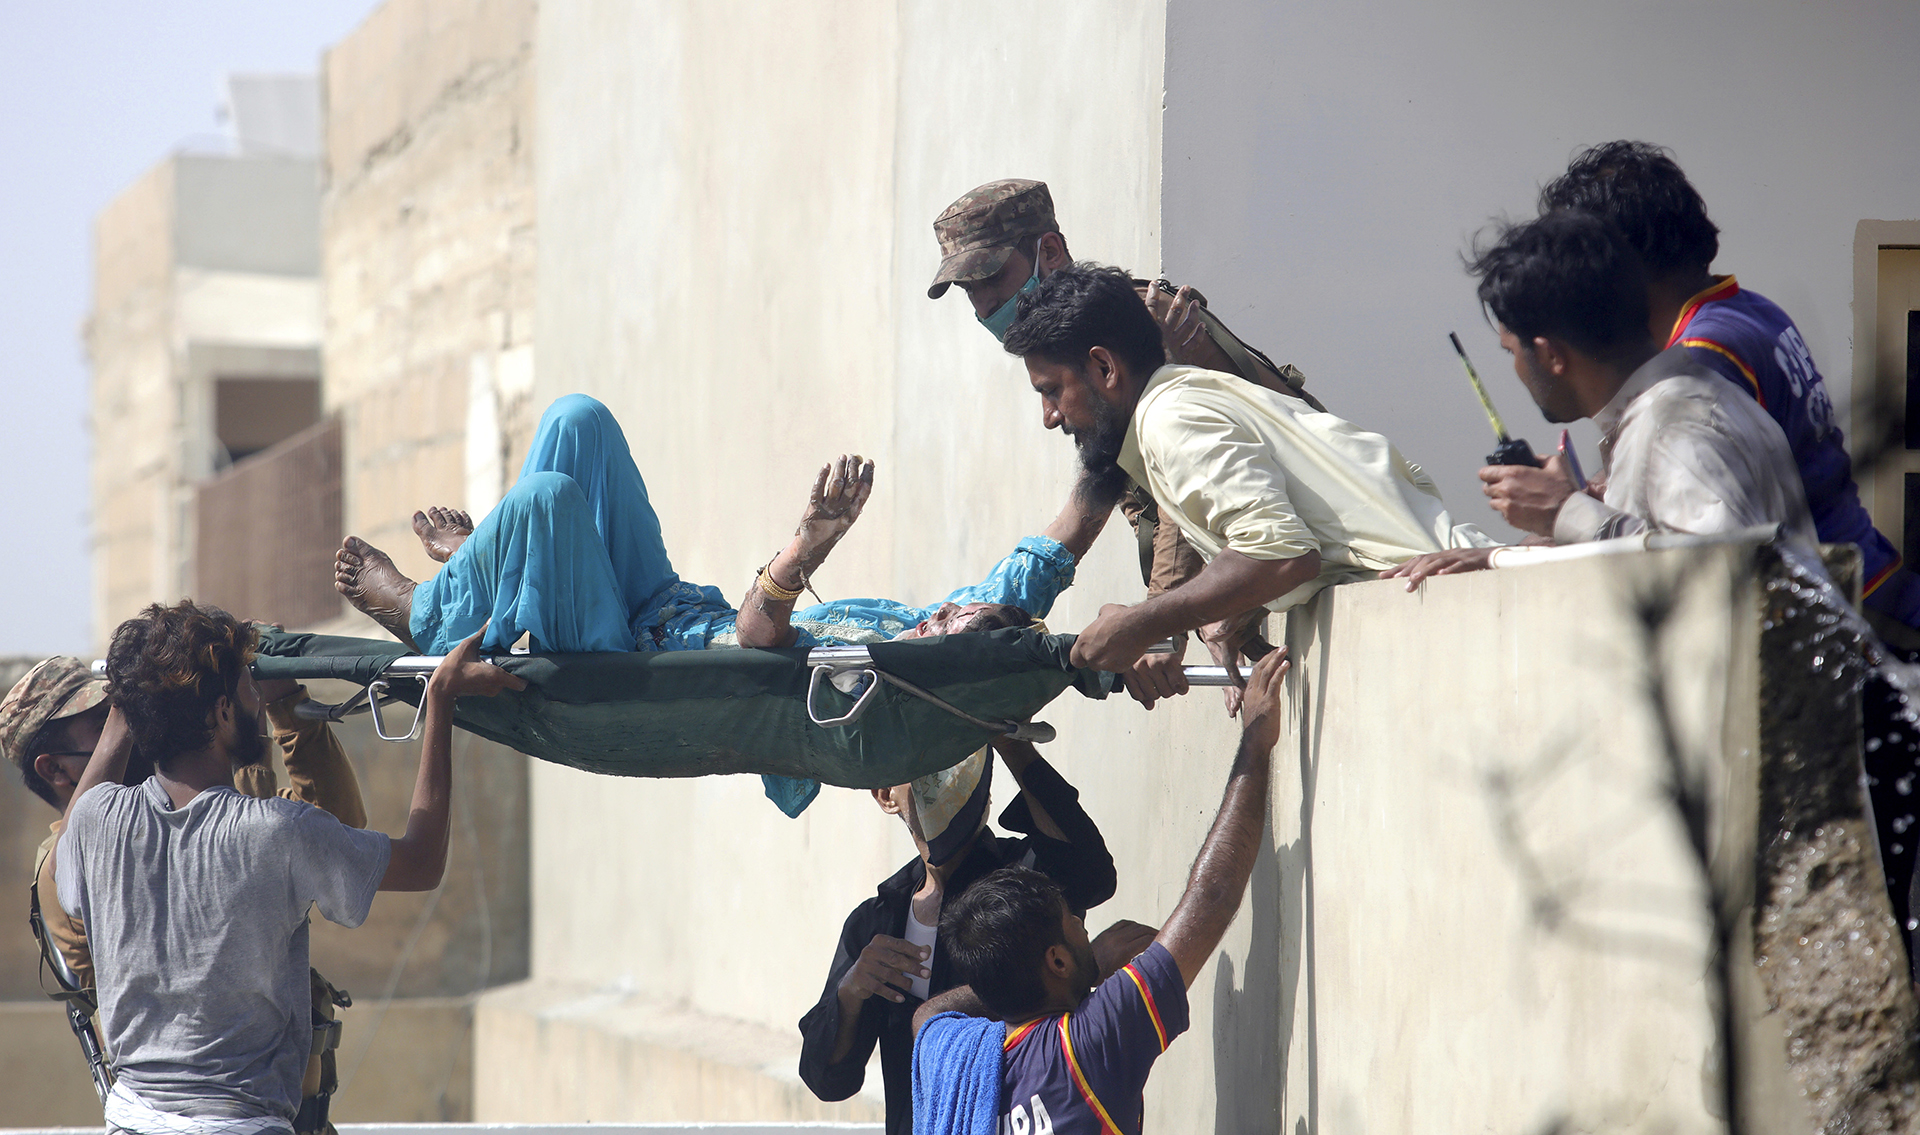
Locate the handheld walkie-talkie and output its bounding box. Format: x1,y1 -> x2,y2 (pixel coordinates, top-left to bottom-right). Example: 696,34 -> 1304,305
1449,333 -> 1538,467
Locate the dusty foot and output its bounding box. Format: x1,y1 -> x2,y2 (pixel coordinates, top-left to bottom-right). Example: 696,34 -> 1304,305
412,507 -> 474,563
335,536 -> 419,648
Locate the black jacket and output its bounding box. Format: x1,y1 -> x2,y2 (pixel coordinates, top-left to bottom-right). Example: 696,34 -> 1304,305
796,757 -> 1115,1135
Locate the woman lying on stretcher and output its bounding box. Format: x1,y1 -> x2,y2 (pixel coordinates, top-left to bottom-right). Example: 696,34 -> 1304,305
334,394 -> 1122,659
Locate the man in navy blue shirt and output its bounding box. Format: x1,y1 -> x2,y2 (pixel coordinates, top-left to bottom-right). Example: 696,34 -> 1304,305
911,648 -> 1289,1134
1534,141 -> 1919,629
1532,140 -> 1920,975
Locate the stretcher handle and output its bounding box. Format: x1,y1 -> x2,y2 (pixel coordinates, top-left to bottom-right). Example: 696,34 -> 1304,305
366,677 -> 427,741
1140,638 -> 1267,684
806,665 -> 884,728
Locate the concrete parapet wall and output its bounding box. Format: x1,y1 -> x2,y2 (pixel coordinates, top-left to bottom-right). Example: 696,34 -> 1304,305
1251,546 -> 1740,1133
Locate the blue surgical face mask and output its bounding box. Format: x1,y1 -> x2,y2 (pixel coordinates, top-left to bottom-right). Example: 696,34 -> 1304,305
977,245 -> 1044,342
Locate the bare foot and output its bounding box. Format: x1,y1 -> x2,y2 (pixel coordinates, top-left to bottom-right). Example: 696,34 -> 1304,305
335,536 -> 419,648
413,507 -> 475,563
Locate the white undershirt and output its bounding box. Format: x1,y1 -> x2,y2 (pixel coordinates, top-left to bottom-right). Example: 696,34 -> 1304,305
903,907 -> 938,1002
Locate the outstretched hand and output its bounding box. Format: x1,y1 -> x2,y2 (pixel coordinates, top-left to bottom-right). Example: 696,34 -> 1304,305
1238,647 -> 1291,754
796,454 -> 876,565
428,626 -> 528,700
1381,548 -> 1497,590
1199,610 -> 1266,717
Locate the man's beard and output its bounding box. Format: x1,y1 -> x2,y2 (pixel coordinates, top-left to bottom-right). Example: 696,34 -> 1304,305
229,704 -> 269,769
1068,395 -> 1128,479
1067,937 -> 1100,1003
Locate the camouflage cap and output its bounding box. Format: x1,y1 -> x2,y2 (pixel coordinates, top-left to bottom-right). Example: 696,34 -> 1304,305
0,657 -> 108,774
928,179 -> 1057,299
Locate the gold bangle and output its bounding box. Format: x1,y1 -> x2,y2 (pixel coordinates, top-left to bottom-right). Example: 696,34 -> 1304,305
755,563 -> 806,603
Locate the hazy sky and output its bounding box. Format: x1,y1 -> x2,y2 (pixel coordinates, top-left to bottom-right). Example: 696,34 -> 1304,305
0,3 -> 377,657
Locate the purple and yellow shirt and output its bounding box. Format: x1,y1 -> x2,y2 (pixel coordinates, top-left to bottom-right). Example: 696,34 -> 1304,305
1670,277 -> 1920,623
996,942 -> 1189,1135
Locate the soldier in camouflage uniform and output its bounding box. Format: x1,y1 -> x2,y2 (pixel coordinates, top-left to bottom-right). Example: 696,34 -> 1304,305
2,656 -> 365,1133
930,179 -> 1312,710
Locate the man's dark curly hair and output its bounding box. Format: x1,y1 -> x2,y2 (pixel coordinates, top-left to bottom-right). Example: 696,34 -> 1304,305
1537,140 -> 1719,278
1003,263 -> 1165,379
940,866 -> 1070,1020
106,601 -> 257,767
1470,211 -> 1650,362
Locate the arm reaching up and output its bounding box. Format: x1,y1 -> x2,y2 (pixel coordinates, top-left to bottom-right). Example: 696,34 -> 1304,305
1039,466 -> 1128,562
736,455 -> 876,649
59,706 -> 137,834
1156,647 -> 1288,986
380,627 -> 526,892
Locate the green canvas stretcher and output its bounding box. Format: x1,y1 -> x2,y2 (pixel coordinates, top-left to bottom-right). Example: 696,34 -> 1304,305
250,627 -> 1118,790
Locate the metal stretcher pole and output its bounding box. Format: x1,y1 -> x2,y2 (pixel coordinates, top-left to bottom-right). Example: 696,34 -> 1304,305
805,646 -> 1239,685
95,649 -> 1242,692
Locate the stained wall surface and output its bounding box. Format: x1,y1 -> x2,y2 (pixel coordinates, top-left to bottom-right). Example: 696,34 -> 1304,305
87,161 -> 179,652
307,0 -> 544,1116
321,0 -> 538,579
85,151 -> 323,654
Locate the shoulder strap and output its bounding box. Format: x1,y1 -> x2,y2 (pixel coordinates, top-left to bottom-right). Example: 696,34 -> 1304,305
29,879 -> 114,1102
1136,277 -> 1326,413
29,877 -> 91,1004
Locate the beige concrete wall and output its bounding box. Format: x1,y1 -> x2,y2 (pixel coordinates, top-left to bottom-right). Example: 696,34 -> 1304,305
84,152 -> 325,652
1243,551 -> 1743,1133
475,981 -> 883,1124
87,160 -> 180,649
487,0 -> 1213,1122
303,0 -> 541,1120
0,1002 -> 107,1126
321,0 -> 538,582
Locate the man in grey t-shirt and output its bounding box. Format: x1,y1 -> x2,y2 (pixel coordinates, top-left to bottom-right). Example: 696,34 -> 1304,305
52,601 -> 521,1134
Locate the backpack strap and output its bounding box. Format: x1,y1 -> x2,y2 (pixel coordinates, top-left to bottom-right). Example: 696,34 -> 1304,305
1134,277 -> 1326,412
